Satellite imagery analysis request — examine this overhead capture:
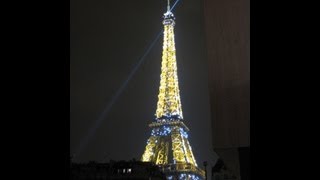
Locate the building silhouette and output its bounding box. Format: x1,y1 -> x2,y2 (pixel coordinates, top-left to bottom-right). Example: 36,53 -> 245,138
70,160 -> 166,180
204,0 -> 250,179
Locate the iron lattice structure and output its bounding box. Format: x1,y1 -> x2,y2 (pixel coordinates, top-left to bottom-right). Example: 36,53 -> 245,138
141,1 -> 205,179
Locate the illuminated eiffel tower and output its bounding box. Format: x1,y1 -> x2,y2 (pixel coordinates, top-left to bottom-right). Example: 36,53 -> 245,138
141,1 -> 205,179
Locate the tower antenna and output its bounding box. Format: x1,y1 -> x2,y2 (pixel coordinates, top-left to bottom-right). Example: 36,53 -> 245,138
167,0 -> 170,12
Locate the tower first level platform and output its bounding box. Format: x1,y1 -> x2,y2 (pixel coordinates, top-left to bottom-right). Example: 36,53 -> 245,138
142,120 -> 205,179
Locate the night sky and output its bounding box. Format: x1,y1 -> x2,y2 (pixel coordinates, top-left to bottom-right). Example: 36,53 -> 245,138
70,0 -> 217,171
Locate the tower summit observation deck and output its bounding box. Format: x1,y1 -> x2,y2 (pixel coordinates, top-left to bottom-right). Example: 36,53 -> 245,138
141,1 -> 205,179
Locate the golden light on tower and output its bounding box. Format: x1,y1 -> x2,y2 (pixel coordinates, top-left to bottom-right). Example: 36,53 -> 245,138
141,0 -> 205,179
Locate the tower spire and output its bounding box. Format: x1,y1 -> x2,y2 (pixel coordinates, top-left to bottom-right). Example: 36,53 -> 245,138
167,0 -> 170,12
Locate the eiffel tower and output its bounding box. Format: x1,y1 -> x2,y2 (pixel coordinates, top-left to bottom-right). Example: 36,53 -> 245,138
141,1 -> 205,179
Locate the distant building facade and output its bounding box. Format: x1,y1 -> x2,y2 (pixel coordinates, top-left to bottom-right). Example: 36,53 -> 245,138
70,160 -> 166,180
